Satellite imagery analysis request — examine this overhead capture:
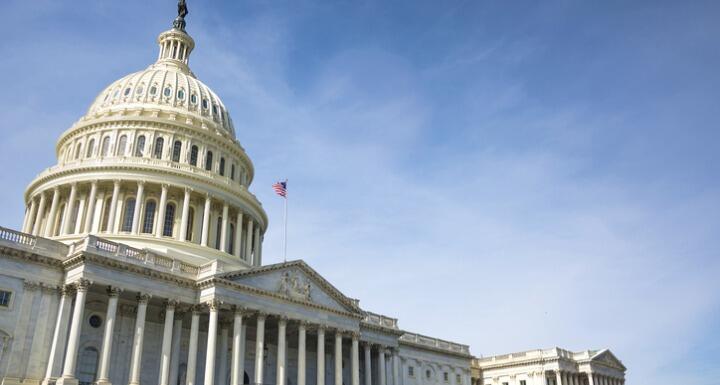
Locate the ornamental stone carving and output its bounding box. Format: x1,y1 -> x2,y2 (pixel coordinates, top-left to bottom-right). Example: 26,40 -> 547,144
278,270 -> 311,301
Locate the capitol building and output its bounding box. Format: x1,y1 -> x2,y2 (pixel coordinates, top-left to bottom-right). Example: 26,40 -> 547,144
0,5 -> 626,385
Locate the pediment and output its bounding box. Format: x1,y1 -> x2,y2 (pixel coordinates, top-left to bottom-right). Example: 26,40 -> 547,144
591,350 -> 626,371
220,260 -> 362,315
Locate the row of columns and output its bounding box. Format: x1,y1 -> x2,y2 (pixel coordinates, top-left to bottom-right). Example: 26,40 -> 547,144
22,181 -> 263,265
44,283 -> 402,385
554,371 -> 624,385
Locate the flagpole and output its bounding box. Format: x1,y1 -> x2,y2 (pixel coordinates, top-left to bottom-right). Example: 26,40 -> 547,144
283,179 -> 288,263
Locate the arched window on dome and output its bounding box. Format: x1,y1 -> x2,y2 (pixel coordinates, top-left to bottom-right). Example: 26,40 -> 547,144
219,157 -> 226,176
205,151 -> 213,171
86,139 -> 95,158
135,135 -> 145,157
231,164 -> 236,181
153,137 -> 164,159
163,203 -> 176,237
142,200 -> 156,234
117,135 -> 128,156
185,207 -> 195,241
215,216 -> 223,250
101,198 -> 112,232
228,223 -> 235,253
121,198 -> 136,232
202,98 -> 208,110
101,136 -> 111,157
172,140 -> 182,162
74,143 -> 83,160
190,145 -> 198,166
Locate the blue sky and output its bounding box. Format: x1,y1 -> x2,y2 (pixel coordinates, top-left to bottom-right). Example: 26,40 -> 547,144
1,1 -> 719,384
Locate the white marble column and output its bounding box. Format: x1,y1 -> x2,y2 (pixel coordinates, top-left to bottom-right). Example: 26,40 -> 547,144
219,323 -> 230,385
351,334 -> 360,385
363,344 -> 372,385
201,195 -> 212,246
131,181 -> 145,234
24,197 -> 38,233
297,322 -> 307,385
391,349 -> 399,385
204,300 -> 220,385
254,313 -> 266,385
84,181 -> 98,233
277,317 -> 288,385
156,184 -> 169,237
317,326 -> 326,385
55,280 -> 89,385
62,183 -> 78,235
32,193 -> 47,235
107,180 -> 121,233
253,227 -> 261,266
378,348 -> 386,385
244,220 -> 254,264
159,300 -> 178,385
96,287 -> 121,385
234,212 -> 243,258
334,331 -> 342,385
179,188 -> 192,241
44,187 -> 60,237
555,371 -> 563,385
169,313 -> 184,385
231,308 -> 245,385
42,286 -> 73,385
186,307 -> 201,385
220,203 -> 229,251
128,294 -> 150,385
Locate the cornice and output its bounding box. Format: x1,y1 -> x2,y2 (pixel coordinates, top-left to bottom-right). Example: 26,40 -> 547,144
198,276 -> 364,321
0,245 -> 64,270
220,260 -> 363,314
399,339 -> 474,359
360,321 -> 405,337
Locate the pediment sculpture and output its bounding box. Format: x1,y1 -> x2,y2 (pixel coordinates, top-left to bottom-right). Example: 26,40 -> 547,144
278,271 -> 312,301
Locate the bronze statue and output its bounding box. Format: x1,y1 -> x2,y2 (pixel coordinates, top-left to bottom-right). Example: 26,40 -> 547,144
173,0 -> 189,31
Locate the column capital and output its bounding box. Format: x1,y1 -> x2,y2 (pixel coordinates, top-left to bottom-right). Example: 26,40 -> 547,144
113,179 -> 122,186
164,299 -> 180,310
106,286 -> 122,297
136,293 -> 152,303
23,280 -> 40,291
60,284 -> 75,297
350,331 -> 360,340
206,299 -> 222,311
184,187 -> 193,194
75,278 -> 92,292
232,305 -> 249,316
255,311 -> 267,320
190,304 -> 204,315
161,183 -> 170,190
277,316 -> 289,326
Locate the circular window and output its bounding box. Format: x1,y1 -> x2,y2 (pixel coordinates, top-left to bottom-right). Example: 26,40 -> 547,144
164,87 -> 172,97
124,87 -> 131,96
177,89 -> 185,100
150,86 -> 158,95
89,315 -> 103,328
190,93 -> 197,104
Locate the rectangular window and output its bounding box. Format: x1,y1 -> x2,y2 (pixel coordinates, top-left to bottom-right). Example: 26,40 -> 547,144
408,367 -> 414,377
0,290 -> 11,307
520,381 -> 526,385
444,373 -> 449,382
457,375 -> 462,384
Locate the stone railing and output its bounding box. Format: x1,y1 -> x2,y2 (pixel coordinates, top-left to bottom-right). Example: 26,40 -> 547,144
474,348 -> 579,365
363,311 -> 399,329
400,332 -> 471,355
0,226 -> 69,259
81,235 -> 200,277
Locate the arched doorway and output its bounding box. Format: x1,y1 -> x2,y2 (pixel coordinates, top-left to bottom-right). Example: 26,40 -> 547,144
77,347 -> 99,385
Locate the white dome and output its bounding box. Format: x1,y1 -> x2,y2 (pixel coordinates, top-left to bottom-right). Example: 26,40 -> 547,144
85,28 -> 236,138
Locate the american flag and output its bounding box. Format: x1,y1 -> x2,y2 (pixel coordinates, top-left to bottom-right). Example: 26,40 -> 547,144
272,180 -> 287,197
